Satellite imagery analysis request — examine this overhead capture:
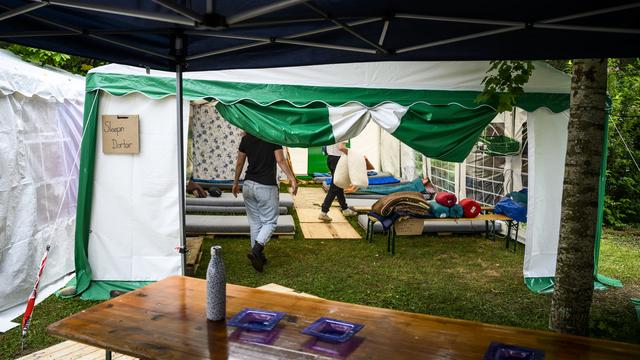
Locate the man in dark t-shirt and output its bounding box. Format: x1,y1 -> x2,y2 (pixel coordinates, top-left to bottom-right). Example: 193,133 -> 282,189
232,133 -> 297,272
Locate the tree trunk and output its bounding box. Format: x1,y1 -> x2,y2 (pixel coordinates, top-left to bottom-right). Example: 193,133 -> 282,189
549,58 -> 608,335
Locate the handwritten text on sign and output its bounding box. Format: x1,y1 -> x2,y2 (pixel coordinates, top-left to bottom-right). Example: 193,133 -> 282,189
102,115 -> 139,154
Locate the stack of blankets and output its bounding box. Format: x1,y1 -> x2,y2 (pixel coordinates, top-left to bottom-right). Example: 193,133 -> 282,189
368,192 -> 431,229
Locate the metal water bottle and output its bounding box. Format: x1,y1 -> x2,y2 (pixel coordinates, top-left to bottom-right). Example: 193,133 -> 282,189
206,245 -> 226,321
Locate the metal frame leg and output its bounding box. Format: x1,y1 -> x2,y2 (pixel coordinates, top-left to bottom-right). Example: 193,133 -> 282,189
105,350 -> 112,360
505,220 -> 512,250
489,220 -> 496,241
387,226 -> 392,253
485,220 -> 489,239
512,221 -> 519,253
391,226 -> 396,256
504,220 -> 520,252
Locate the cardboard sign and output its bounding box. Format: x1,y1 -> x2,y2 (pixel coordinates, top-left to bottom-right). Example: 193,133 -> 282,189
102,115 -> 139,154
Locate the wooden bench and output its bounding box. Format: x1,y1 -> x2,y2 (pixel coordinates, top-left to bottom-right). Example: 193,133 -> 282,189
365,213 -> 519,255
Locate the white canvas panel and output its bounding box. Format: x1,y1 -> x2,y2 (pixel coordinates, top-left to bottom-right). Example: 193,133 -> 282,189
287,147 -> 308,175
400,143 -> 417,181
523,109 -> 569,278
0,50 -> 83,328
88,92 -> 187,281
380,130 -> 401,178
350,121 -> 380,170
0,93 -> 80,320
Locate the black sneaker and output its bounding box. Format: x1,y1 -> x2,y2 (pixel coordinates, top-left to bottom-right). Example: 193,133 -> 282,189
260,252 -> 268,265
247,243 -> 265,272
109,290 -> 128,298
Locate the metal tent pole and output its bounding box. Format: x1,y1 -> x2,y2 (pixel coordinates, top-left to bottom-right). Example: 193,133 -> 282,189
175,36 -> 186,275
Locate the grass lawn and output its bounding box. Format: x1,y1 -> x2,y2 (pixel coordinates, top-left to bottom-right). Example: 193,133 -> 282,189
1,216 -> 638,359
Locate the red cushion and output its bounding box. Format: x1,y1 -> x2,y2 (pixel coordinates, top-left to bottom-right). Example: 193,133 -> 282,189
435,192 -> 457,207
459,198 -> 481,218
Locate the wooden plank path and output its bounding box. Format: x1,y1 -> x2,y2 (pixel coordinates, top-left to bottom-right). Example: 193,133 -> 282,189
17,340 -> 137,360
185,236 -> 204,276
294,187 -> 360,239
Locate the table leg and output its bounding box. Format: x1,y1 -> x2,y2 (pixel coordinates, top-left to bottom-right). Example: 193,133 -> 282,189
105,350 -> 112,360
366,219 -> 372,243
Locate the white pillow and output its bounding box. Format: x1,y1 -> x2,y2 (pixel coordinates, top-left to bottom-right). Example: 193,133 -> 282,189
347,149 -> 368,187
333,154 -> 351,189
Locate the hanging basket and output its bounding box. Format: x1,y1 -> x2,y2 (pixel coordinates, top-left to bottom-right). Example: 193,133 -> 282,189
478,135 -> 520,156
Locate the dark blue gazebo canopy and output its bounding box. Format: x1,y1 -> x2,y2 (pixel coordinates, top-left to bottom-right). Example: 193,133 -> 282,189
1,0 -> 639,71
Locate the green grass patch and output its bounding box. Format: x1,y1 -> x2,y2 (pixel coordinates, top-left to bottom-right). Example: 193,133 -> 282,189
2,223 -> 638,359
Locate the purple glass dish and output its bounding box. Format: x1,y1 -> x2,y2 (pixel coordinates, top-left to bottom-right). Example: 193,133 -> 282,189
227,308 -> 286,332
483,342 -> 545,360
303,336 -> 364,358
229,327 -> 282,345
302,317 -> 364,343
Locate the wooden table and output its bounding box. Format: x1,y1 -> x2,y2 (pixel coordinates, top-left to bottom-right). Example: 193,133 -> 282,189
49,276 -> 640,359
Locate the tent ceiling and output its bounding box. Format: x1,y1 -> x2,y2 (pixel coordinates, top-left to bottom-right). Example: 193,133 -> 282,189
0,1 -> 639,71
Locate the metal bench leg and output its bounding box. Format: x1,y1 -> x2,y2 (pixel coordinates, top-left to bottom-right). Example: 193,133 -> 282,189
506,220 -> 514,251
106,350 -> 112,360
391,227 -> 396,256
485,220 -> 489,239
387,227 -> 391,253
512,222 -> 519,253
490,220 -> 497,241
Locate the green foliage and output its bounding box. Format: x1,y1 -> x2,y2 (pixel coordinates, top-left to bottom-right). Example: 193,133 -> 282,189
605,58 -> 640,227
2,43 -> 104,75
477,60 -> 535,113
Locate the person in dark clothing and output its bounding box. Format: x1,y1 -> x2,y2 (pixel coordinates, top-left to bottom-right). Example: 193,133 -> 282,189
319,142 -> 357,222
232,132 -> 297,272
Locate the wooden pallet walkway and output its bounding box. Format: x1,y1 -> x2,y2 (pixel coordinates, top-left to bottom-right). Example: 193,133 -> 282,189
185,236 -> 204,276
17,340 -> 136,360
294,187 -> 360,240
257,283 -> 321,299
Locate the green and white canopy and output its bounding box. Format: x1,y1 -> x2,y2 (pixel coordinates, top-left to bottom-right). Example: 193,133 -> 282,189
71,60 -> 614,299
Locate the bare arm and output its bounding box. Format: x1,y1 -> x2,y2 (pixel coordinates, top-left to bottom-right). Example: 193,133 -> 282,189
232,151 -> 246,197
275,149 -> 298,195
338,142 -> 349,155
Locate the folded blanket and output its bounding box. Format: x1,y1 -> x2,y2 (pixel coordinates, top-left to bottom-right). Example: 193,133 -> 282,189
459,198 -> 481,218
449,204 -> 464,218
372,191 -> 430,217
427,200 -> 449,218
326,175 -> 400,186
357,177 -> 425,195
314,171 -> 378,178
435,192 -> 457,207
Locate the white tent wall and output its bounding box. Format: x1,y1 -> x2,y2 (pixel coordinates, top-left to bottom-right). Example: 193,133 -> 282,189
88,92 -> 185,281
524,109 -> 570,278
287,147 -> 308,176
0,50 -> 84,331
